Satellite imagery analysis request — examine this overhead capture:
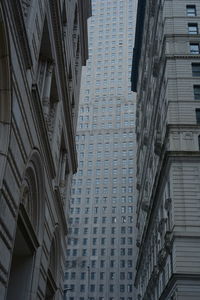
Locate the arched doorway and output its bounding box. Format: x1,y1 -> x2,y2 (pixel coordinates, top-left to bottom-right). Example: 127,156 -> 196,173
7,150 -> 45,300
0,4 -> 11,189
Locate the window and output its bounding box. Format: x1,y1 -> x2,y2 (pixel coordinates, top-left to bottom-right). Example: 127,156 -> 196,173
92,238 -> 97,245
120,260 -> 125,268
196,109 -> 200,124
91,260 -> 96,268
110,260 -> 115,268
192,63 -> 200,76
80,285 -> 85,292
110,285 -> 114,292
111,227 -> 115,234
92,249 -> 97,256
111,238 -> 115,245
190,43 -> 200,54
101,248 -> 106,256
128,237 -> 133,245
110,272 -> 114,280
120,248 -> 125,256
198,135 -> 200,150
110,249 -> 115,256
100,260 -> 105,268
127,285 -> 132,292
99,284 -> 104,292
194,85 -> 200,99
127,260 -> 133,267
90,285 -> 95,292
186,5 -> 196,16
188,23 -> 198,34
101,238 -> 106,245
120,285 -> 125,292
128,248 -> 133,255
82,249 -> 87,256
128,272 -> 133,279
102,217 -> 106,223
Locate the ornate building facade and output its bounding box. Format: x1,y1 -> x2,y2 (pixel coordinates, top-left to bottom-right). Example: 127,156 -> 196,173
0,0 -> 91,299
132,0 -> 200,299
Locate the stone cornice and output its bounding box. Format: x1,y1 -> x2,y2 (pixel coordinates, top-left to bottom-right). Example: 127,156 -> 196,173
166,54 -> 200,59
159,273 -> 200,300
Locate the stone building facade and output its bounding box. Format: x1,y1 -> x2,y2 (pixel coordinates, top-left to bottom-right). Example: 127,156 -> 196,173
132,0 -> 200,299
0,0 -> 91,299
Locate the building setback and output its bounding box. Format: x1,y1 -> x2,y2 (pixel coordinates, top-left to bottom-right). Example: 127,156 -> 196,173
64,0 -> 138,300
0,1 -> 91,299
132,0 -> 200,299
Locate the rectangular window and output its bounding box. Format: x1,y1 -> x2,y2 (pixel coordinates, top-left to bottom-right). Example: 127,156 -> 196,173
188,23 -> 198,34
196,109 -> 200,124
194,85 -> 200,99
186,5 -> 196,16
190,43 -> 200,54
192,63 -> 200,76
99,284 -> 104,292
120,285 -> 125,292
110,260 -> 115,267
90,285 -> 95,292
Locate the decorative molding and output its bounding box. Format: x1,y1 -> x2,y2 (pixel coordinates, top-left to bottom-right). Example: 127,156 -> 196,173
32,84 -> 56,179
141,200 -> 149,212
158,218 -> 167,233
49,0 -> 78,174
12,0 -> 32,68
21,0 -> 31,19
164,197 -> 172,210
54,186 -> 68,235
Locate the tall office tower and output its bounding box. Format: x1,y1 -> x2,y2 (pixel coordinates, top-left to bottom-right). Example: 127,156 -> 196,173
132,1 -> 200,299
0,1 -> 90,299
65,0 -> 138,300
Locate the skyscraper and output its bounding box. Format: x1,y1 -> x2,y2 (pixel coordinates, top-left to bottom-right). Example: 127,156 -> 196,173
64,0 -> 138,300
132,0 -> 200,299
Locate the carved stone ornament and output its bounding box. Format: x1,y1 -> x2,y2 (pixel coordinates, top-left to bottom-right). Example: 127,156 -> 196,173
154,132 -> 162,155
136,182 -> 141,191
164,231 -> 173,253
143,131 -> 148,145
141,200 -> 149,212
157,247 -> 167,269
137,294 -> 142,300
164,197 -> 172,210
21,0 -> 31,19
158,218 -> 167,233
136,239 -> 141,248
